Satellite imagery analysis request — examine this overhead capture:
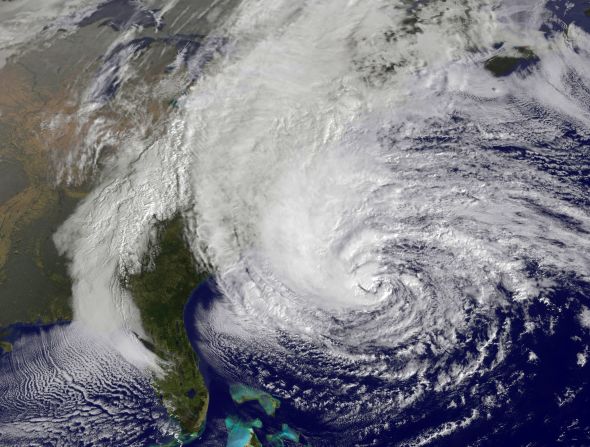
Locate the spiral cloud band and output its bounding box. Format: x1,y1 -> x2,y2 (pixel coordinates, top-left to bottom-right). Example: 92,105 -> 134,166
183,0 -> 590,444
44,0 -> 590,445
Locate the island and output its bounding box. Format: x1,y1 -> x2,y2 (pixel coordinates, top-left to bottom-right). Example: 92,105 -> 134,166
484,46 -> 540,77
230,384 -> 281,417
226,416 -> 264,447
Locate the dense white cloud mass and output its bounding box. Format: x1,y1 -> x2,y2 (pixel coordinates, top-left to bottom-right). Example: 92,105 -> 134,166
38,0 -> 590,444
180,0 -> 590,443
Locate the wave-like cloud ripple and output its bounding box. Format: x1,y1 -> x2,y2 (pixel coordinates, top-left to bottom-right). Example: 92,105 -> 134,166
181,0 -> 590,444
44,0 -> 590,445
0,324 -> 175,446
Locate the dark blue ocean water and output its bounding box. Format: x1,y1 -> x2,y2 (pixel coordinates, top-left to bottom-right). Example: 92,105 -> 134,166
2,275 -> 588,446
184,280 -> 313,447
184,278 -> 590,447
2,1 -> 590,445
0,322 -> 174,447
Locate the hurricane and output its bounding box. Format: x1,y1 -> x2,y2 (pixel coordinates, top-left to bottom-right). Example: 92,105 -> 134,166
182,0 -> 590,444
2,0 -> 590,445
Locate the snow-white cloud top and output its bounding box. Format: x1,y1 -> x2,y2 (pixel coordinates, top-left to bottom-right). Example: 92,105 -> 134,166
49,1 -> 590,439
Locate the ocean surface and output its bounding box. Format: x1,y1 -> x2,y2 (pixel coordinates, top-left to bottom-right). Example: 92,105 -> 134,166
1,0 -> 590,446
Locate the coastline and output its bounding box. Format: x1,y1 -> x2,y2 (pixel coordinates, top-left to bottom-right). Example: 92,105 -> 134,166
0,320 -> 71,355
127,217 -> 210,437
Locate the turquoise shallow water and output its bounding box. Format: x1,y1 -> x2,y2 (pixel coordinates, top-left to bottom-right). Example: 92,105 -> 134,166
225,416 -> 262,447
3,0 -> 590,446
183,280 -> 309,447
229,384 -> 280,416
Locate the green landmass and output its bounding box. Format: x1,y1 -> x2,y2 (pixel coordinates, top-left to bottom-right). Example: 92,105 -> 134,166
230,383 -> 281,416
484,46 -> 539,77
485,55 -> 524,77
128,217 -> 209,434
0,341 -> 12,353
